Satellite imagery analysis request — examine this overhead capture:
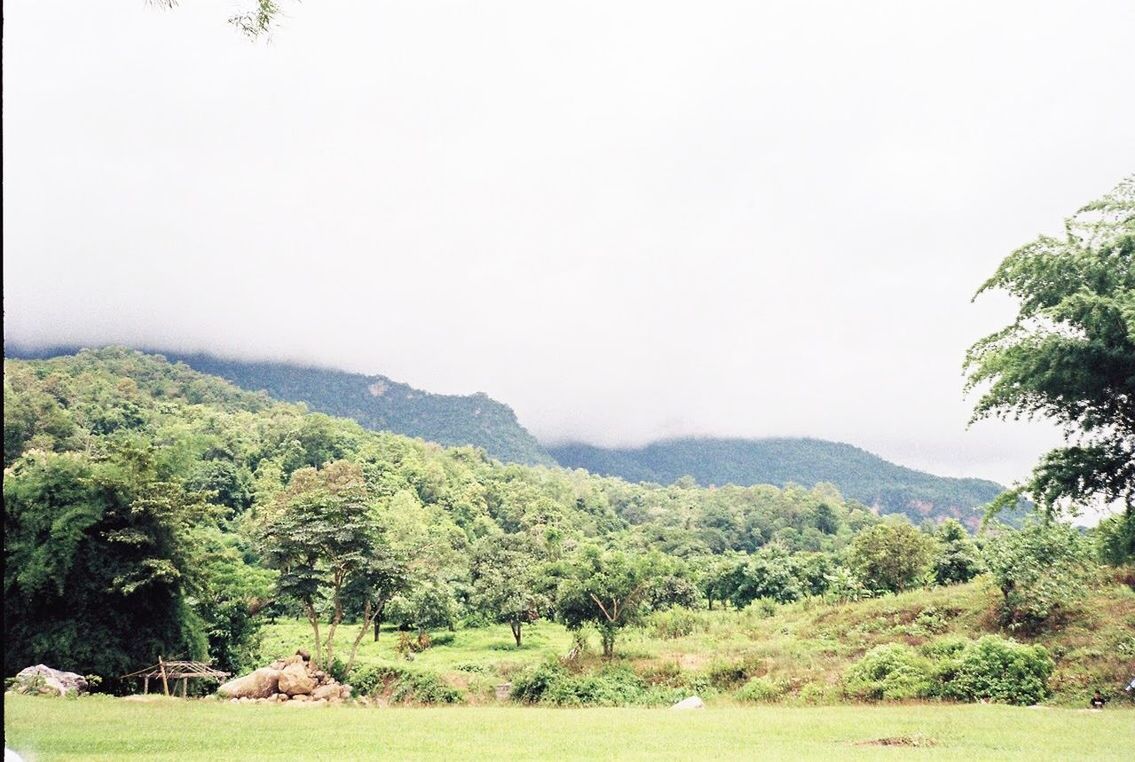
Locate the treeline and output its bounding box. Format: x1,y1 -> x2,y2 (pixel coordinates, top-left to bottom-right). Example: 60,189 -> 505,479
3,349 -> 1127,687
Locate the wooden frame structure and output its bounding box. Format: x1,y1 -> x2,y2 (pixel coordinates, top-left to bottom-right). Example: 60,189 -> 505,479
121,656 -> 230,697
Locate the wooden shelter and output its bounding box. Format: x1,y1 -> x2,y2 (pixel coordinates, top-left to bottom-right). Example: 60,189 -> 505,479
121,656 -> 230,697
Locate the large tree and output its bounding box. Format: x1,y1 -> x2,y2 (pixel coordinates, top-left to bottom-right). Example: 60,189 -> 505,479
965,176 -> 1135,524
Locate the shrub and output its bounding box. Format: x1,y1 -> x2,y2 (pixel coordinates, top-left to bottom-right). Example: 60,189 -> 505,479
510,660 -> 658,706
344,664 -> 462,704
390,671 -> 463,704
844,644 -> 934,700
736,677 -> 785,703
938,636 -> 1053,705
649,609 -> 702,639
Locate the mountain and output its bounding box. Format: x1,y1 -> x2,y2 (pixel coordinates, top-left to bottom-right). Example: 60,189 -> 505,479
4,345 -> 555,467
548,437 -> 1013,526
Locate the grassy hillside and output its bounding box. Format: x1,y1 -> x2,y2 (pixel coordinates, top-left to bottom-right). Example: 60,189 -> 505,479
549,438 -> 1017,528
255,577 -> 1135,709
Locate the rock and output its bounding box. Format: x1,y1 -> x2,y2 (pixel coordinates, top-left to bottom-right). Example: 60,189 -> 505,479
339,685 -> 352,700
217,668 -> 281,700
312,683 -> 341,701
14,665 -> 88,697
671,696 -> 705,710
292,694 -> 311,702
277,662 -> 316,696
296,649 -> 311,662
495,683 -> 512,701
269,660 -> 286,671
282,654 -> 305,668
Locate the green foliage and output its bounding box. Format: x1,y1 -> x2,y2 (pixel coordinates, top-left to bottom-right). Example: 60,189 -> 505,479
936,636 -> 1054,705
3,445 -> 220,683
844,644 -> 935,700
342,664 -> 461,704
965,176 -> 1135,517
554,547 -> 667,657
932,520 -> 983,585
983,520 -> 1094,631
510,659 -> 658,706
848,519 -> 937,593
736,676 -> 787,703
550,438 -> 1007,526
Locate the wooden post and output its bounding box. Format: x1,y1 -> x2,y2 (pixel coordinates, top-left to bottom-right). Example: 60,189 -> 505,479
143,676 -> 150,695
158,656 -> 170,697
181,677 -> 188,698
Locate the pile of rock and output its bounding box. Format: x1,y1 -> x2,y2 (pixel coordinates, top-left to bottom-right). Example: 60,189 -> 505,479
9,665 -> 89,697
217,650 -> 352,706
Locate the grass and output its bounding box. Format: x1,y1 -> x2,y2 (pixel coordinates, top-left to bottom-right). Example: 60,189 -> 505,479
257,577 -> 1135,706
4,694 -> 1132,761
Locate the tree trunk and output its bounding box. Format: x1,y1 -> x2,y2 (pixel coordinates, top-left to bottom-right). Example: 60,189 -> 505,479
373,600 -> 386,641
511,620 -> 522,647
304,602 -> 323,668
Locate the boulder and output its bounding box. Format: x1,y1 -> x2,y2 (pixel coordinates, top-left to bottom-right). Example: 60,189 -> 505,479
312,683 -> 341,701
671,695 -> 705,710
217,668 -> 281,699
14,665 -> 88,697
277,663 -> 316,696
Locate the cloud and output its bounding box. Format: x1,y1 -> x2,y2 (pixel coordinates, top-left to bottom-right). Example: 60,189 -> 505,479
4,0 -> 1132,485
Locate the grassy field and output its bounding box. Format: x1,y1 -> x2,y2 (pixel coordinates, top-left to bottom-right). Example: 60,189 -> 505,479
4,694 -> 1132,761
257,577 -> 1135,706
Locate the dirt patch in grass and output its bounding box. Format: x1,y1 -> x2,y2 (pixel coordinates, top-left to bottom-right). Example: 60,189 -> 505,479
855,734 -> 937,747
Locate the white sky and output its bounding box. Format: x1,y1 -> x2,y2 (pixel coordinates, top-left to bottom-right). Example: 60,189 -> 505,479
4,1 -> 1134,485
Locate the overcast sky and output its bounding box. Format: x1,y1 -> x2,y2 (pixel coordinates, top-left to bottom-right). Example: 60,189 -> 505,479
4,1 -> 1133,485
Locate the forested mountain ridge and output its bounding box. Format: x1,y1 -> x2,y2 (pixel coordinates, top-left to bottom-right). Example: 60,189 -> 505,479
6,346 -> 1012,527
548,438 -> 1010,528
6,346 -> 555,467
3,348 -> 881,679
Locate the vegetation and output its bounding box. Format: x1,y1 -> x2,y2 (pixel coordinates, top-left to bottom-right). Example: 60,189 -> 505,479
966,175 -> 1134,527
548,437 -> 1013,527
4,696 -> 1132,761
4,347 -> 1133,711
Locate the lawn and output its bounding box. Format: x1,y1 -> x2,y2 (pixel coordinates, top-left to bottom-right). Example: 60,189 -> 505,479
4,695 -> 1131,761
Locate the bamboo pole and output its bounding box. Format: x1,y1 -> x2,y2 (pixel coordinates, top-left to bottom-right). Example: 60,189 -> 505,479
158,656 -> 170,696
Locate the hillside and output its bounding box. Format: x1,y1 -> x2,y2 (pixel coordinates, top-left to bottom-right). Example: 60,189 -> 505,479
549,438 -> 1012,527
6,346 -> 555,467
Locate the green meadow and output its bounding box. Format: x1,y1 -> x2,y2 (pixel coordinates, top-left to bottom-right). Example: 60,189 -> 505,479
5,695 -> 1132,761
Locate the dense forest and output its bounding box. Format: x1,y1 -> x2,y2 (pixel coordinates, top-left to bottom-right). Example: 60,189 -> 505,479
7,346 -> 1015,527
6,348 -> 1131,705
549,438 -> 1013,528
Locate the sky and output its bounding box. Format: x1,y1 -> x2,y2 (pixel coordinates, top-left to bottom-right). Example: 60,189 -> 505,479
4,1 -> 1134,487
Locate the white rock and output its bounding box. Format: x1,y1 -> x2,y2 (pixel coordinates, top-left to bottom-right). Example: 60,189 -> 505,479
671,696 -> 705,710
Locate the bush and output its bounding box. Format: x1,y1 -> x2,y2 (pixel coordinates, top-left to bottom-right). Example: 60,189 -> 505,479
736,676 -> 785,703
844,644 -> 934,700
510,660 -> 659,706
390,671 -> 463,704
649,609 -> 702,639
937,636 -> 1053,705
345,664 -> 462,704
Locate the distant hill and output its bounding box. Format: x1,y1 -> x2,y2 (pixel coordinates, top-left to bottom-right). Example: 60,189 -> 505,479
5,346 -> 555,467
548,437 -> 1013,527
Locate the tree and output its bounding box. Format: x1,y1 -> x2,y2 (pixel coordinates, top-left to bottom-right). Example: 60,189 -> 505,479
555,547 -> 665,658
3,445 -> 214,681
257,460 -> 379,667
848,519 -> 936,594
470,534 -> 549,647
151,0 -> 283,40
983,520 -> 1093,632
932,519 -> 983,585
965,177 -> 1135,525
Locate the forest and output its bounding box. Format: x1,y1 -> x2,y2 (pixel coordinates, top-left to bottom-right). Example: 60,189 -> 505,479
5,348 -> 1132,707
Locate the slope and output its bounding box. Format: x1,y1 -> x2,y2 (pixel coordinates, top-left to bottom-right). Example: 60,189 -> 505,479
548,437 -> 1011,526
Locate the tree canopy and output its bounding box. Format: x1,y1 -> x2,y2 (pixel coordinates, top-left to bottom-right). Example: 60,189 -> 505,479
965,176 -> 1135,522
